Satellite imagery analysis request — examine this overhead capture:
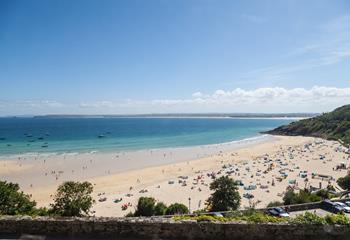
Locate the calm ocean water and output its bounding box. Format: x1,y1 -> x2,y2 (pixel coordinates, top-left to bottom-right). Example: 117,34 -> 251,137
0,117 -> 294,155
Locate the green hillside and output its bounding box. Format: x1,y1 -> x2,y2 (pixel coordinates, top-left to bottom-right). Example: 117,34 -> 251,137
265,105 -> 350,147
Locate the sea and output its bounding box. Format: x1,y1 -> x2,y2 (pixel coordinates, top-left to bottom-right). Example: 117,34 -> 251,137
0,117 -> 295,156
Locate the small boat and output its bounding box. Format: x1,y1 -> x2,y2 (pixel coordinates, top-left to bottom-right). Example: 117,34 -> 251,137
26,134 -> 33,138
98,135 -> 105,138
41,144 -> 49,148
38,137 -> 44,140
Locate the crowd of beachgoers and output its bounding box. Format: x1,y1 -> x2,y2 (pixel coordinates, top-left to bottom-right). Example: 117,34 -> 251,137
1,135 -> 349,217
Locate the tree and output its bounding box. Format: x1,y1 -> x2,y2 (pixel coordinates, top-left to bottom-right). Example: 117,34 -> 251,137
337,171 -> 350,190
50,181 -> 94,217
134,197 -> 156,216
0,181 -> 36,215
165,203 -> 189,215
154,202 -> 167,216
207,175 -> 241,212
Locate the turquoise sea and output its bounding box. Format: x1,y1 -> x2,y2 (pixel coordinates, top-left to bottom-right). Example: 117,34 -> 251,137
0,117 -> 294,155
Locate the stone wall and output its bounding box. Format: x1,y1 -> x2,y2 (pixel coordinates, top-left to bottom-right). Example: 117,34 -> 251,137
1,216 -> 350,240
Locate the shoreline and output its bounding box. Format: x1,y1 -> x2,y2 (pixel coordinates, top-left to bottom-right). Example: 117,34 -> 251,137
1,135 -> 349,217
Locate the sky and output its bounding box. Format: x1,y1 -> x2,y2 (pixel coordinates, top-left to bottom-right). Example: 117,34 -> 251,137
1,0 -> 350,115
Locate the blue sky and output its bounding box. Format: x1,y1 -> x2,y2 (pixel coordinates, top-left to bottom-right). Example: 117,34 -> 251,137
1,0 -> 350,115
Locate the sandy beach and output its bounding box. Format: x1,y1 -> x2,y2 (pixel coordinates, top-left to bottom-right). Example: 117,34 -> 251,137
1,135 -> 349,217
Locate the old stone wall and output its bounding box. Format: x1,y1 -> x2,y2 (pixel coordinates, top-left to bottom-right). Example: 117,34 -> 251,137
0,216 -> 350,240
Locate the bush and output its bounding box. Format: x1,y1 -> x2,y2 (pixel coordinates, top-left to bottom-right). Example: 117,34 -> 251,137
325,214 -> 350,225
240,212 -> 286,223
291,212 -> 326,225
337,171 -> 350,190
154,202 -> 167,216
267,201 -> 284,208
124,211 -> 135,217
165,203 -> 189,215
315,189 -> 333,199
50,181 -> 94,217
283,189 -> 321,205
134,197 -> 156,216
0,181 -> 37,215
207,176 -> 241,211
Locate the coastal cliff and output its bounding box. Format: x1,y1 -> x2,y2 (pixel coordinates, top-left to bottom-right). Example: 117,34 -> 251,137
265,105 -> 350,147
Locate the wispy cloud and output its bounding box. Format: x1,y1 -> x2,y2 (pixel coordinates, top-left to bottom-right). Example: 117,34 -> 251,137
241,14 -> 267,24
239,15 -> 350,83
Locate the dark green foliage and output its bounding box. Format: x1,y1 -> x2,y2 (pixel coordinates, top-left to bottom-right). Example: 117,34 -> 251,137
50,181 -> 94,217
0,181 -> 37,215
207,176 -> 241,211
265,105 -> 350,147
124,211 -> 135,217
165,203 -> 189,215
133,197 -> 188,216
283,189 -> 321,205
315,189 -> 333,199
154,202 -> 167,216
267,201 -> 284,207
337,171 -> 350,190
134,197 -> 156,216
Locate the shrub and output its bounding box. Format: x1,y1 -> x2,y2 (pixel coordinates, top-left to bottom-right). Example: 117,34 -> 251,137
165,203 -> 189,215
154,202 -> 167,216
315,189 -> 333,199
50,181 -> 94,217
207,176 -> 241,211
267,201 -> 284,208
291,212 -> 326,225
325,214 -> 350,225
240,212 -> 286,223
0,181 -> 37,215
124,211 -> 134,217
134,197 -> 156,216
283,189 -> 321,205
337,171 -> 350,190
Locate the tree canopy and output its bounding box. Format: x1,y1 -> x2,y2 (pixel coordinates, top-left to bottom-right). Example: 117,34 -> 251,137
0,181 -> 37,215
50,181 -> 94,217
207,175 -> 241,212
134,197 -> 157,217
165,203 -> 189,215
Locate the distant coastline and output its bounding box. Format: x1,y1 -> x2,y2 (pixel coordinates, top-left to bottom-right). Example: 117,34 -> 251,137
30,113 -> 318,118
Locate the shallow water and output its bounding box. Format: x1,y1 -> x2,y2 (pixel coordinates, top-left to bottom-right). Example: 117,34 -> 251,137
0,117 -> 294,155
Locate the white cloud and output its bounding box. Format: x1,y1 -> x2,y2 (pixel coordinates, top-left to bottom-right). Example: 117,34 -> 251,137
1,86 -> 350,115
192,92 -> 203,98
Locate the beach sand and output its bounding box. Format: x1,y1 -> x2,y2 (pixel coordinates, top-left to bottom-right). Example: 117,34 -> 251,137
1,135 -> 349,217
